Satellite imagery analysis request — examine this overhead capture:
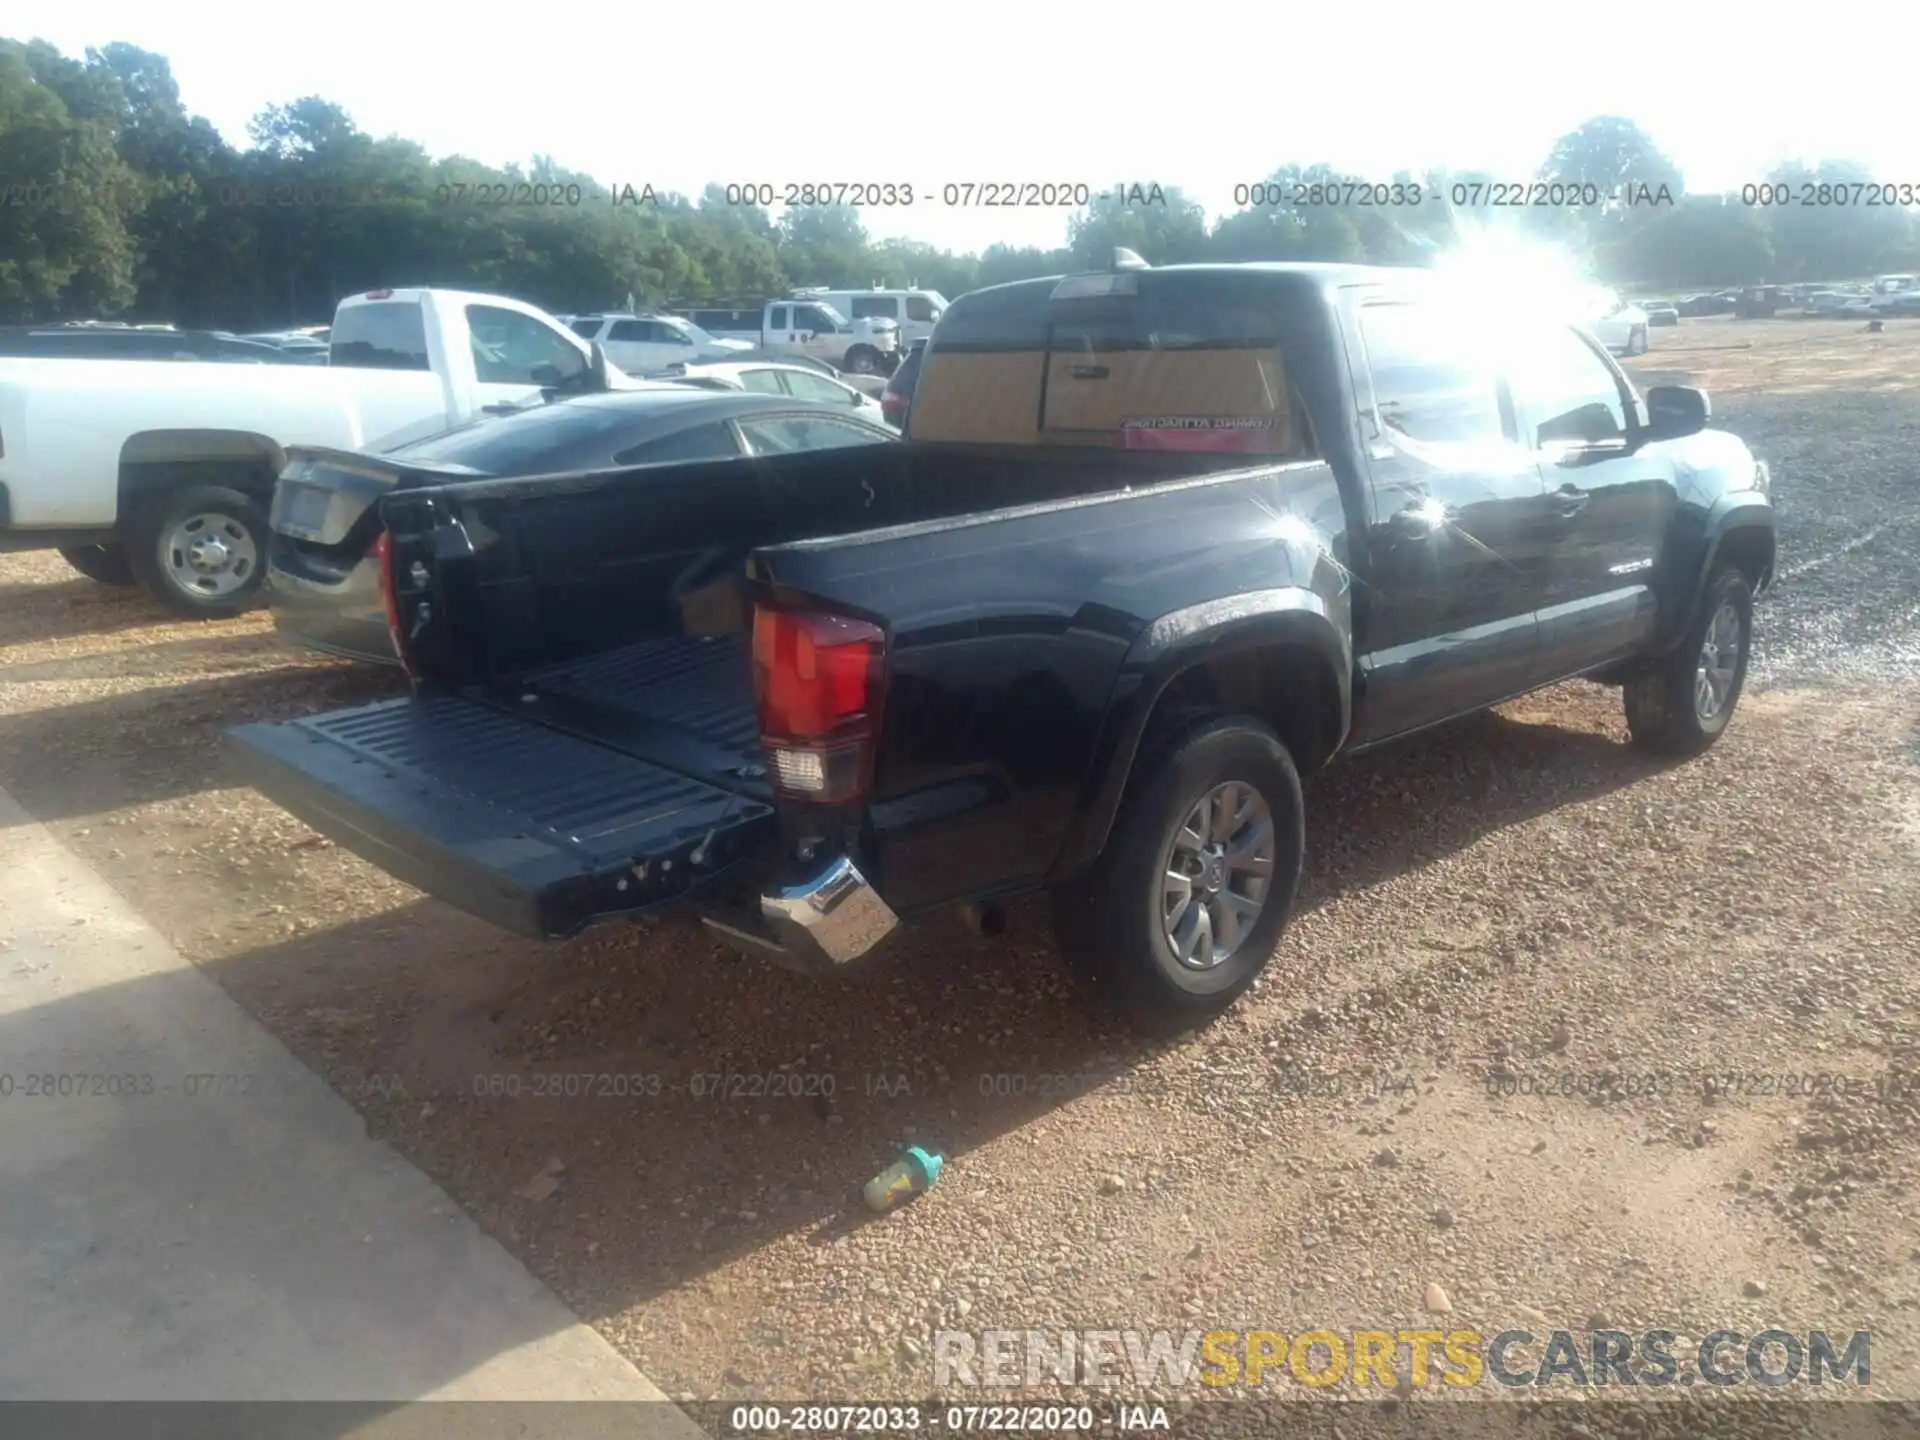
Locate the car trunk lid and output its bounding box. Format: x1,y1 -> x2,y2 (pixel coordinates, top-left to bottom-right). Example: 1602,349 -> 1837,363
273,446 -> 484,551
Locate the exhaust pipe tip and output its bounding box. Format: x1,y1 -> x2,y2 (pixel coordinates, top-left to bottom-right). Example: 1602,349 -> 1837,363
958,900 -> 1008,939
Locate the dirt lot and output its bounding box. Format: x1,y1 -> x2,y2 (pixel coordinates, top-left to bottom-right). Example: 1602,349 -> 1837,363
2,315 -> 1918,1426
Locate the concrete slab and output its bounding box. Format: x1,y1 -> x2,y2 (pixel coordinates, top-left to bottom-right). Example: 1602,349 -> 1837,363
0,784 -> 704,1431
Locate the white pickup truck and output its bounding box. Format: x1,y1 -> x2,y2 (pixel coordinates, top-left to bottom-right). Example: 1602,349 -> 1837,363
0,288 -> 617,617
665,299 -> 900,375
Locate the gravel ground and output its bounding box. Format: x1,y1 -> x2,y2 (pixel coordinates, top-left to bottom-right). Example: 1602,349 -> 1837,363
1638,318 -> 1920,689
0,316 -> 1916,1427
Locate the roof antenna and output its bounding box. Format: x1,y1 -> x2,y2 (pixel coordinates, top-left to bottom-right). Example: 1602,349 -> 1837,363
1113,247 -> 1150,272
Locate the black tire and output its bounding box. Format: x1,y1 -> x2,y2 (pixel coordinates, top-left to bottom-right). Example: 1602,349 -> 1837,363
1051,717 -> 1305,1036
125,484 -> 271,620
57,542 -> 137,586
1627,325 -> 1649,356
1624,565 -> 1754,757
843,345 -> 880,376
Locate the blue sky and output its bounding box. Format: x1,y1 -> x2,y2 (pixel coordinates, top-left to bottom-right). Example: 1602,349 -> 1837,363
20,1 -> 1920,253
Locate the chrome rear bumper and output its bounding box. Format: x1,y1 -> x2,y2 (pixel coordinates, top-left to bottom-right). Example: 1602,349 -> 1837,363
698,855 -> 900,974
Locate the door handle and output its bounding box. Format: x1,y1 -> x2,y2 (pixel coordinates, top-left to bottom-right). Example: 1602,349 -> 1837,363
1553,484 -> 1590,515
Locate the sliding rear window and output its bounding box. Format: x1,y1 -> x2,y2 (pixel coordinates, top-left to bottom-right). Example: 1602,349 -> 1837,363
330,303 -> 431,371
911,272 -> 1309,455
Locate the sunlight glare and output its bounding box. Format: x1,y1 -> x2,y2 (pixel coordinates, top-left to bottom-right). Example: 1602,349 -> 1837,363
1428,224 -> 1613,328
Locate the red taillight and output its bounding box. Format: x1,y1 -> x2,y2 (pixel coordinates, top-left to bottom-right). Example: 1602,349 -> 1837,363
373,531 -> 419,678
881,390 -> 904,414
364,288 -> 393,300
751,605 -> 886,803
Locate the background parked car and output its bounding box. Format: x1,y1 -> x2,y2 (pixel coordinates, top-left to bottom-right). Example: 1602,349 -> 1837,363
561,313 -> 750,373
267,388 -> 897,664
792,287 -> 949,345
1733,286 -> 1791,318
881,338 -> 925,431
666,299 -> 900,375
240,330 -> 334,362
1677,292 -> 1735,317
1804,291 -> 1876,317
652,347 -> 888,396
1587,293 -> 1650,355
660,360 -> 888,425
1635,298 -> 1680,326
0,326 -> 310,363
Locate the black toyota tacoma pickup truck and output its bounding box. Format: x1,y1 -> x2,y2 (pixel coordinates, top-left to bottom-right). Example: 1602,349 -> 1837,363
230,259 -> 1776,1031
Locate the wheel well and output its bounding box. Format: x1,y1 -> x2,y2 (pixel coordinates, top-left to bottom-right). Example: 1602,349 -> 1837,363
1142,645 -> 1343,779
1715,525 -> 1776,595
116,431 -> 285,521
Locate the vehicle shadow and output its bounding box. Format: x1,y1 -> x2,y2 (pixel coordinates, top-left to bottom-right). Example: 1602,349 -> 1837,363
1295,699 -> 1667,911
0,631 -> 300,686
0,578 -> 174,648
189,692 -> 1666,1327
0,663 -> 404,826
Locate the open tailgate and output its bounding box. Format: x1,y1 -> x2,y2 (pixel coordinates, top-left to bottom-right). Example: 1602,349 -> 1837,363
228,694 -> 774,938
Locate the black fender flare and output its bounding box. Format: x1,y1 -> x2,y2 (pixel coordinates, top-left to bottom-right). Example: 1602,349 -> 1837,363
1047,587 -> 1352,884
1655,494 -> 1776,654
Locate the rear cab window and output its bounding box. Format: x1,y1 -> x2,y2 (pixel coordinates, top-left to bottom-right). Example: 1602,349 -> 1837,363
909,271 -> 1314,457
330,302 -> 432,371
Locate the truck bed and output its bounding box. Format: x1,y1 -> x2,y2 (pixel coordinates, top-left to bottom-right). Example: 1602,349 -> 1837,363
518,633 -> 765,798
228,442 -> 1266,938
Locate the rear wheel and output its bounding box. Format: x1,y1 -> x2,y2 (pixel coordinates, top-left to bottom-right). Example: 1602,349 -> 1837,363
1051,717 -> 1305,1035
57,542 -> 137,586
1626,325 -> 1649,355
1623,565 -> 1754,756
126,484 -> 271,619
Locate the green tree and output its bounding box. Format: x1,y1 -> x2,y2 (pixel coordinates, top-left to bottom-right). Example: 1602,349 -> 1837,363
1536,116 -> 1683,254
15,44 -> 1894,337
973,243 -> 1070,289
1067,184 -> 1209,268
777,205 -> 871,287
868,237 -> 978,300
1609,194 -> 1773,287
1763,160 -> 1912,280
0,39 -> 143,319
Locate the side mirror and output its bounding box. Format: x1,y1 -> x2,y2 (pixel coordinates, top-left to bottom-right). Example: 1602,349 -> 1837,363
850,389 -> 864,405
1644,385 -> 1709,441
587,341 -> 613,393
